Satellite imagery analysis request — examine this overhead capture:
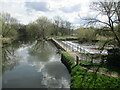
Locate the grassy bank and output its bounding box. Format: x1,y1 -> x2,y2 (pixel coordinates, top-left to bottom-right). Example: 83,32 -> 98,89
71,66 -> 120,88
61,51 -> 120,88
61,51 -> 75,67
54,36 -> 78,40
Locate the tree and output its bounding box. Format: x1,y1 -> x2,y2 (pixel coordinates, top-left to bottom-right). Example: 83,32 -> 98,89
26,21 -> 43,39
82,1 -> 120,68
76,28 -> 97,43
53,16 -> 72,36
53,16 -> 62,36
26,17 -> 53,40
0,13 -> 19,39
0,18 -> 2,36
36,17 -> 53,39
18,24 -> 27,40
83,1 -> 120,47
65,21 -> 72,35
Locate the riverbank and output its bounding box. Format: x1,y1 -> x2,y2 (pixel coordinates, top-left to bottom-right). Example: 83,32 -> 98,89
51,38 -> 120,76
61,51 -> 120,88
51,38 -> 120,88
48,36 -> 78,41
2,40 -> 70,88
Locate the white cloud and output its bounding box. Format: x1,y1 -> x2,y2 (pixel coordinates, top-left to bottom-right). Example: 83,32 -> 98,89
0,0 -> 105,27
25,2 -> 50,12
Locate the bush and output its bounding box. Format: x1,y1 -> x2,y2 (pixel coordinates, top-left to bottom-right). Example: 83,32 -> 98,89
76,28 -> 97,43
71,66 -> 120,88
107,48 -> 120,67
60,51 -> 120,88
61,51 -> 74,65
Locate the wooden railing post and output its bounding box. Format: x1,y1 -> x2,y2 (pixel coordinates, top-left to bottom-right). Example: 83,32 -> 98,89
61,53 -> 63,60
76,56 -> 79,65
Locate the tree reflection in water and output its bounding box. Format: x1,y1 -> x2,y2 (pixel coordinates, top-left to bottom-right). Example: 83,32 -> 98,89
2,40 -> 70,88
2,43 -> 21,74
2,40 -> 33,74
2,40 -> 56,74
28,40 -> 55,62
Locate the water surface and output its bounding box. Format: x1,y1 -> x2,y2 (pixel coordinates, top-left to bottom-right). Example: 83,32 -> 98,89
2,41 -> 70,88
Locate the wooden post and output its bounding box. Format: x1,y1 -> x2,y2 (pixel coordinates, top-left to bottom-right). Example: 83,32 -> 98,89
77,45 -> 78,52
76,56 -> 79,65
86,54 -> 87,61
61,54 -> 63,60
72,44 -> 73,51
91,54 -> 93,64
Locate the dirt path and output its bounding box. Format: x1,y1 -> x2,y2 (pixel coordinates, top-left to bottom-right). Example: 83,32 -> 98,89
52,38 -> 120,77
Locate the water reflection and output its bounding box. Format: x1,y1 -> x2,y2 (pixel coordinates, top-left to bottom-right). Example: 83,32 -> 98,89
2,40 -> 36,74
41,61 -> 70,88
2,40 -> 70,88
2,43 -> 21,74
28,41 -> 55,62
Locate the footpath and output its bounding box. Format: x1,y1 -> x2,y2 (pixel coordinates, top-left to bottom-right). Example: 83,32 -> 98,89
51,38 -> 120,77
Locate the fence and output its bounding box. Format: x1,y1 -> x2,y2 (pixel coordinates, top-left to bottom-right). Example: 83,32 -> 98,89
57,40 -> 106,64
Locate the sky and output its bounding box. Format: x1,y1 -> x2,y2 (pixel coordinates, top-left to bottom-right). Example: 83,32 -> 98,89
0,0 -> 119,29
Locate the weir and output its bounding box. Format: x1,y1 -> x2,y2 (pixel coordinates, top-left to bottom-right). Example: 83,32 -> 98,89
51,38 -> 120,77
51,38 -> 66,51
51,38 -> 78,73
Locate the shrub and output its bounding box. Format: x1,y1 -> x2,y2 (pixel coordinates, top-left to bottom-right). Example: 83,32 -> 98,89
71,66 -> 120,88
107,48 -> 120,67
76,28 -> 97,43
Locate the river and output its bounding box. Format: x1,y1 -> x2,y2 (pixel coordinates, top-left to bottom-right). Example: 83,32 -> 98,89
2,40 -> 70,88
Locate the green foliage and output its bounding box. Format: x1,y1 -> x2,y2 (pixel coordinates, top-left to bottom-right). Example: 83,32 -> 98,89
55,36 -> 78,40
1,13 -> 19,44
61,51 -> 74,66
80,61 -> 92,66
0,18 -> 2,35
53,16 -> 72,36
71,66 -> 120,88
115,25 -> 120,42
61,51 -> 120,88
76,28 -> 97,43
95,27 -> 119,47
26,22 -> 40,39
107,48 -> 120,67
17,25 -> 28,40
26,17 -> 54,40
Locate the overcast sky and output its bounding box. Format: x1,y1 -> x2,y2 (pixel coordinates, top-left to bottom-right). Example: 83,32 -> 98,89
0,0 -> 118,28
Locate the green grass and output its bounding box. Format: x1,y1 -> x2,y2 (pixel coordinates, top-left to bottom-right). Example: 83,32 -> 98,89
71,65 -> 120,88
47,37 -> 52,39
61,51 -> 120,88
80,53 -> 106,59
47,36 -> 78,40
61,51 -> 75,67
79,60 -> 120,75
80,61 -> 92,66
92,63 -> 120,75
55,36 -> 78,40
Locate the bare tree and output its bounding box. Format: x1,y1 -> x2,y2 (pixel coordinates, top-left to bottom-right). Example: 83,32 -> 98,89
53,16 -> 62,36
83,1 -> 120,47
64,21 -> 72,35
